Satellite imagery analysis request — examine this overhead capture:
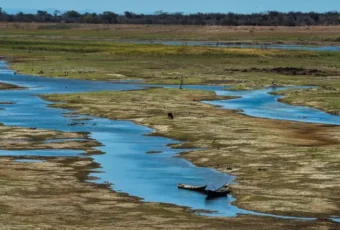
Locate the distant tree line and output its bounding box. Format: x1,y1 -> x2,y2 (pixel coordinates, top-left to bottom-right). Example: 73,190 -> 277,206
1,8 -> 340,26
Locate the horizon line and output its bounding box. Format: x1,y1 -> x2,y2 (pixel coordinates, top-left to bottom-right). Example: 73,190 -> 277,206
2,7 -> 340,15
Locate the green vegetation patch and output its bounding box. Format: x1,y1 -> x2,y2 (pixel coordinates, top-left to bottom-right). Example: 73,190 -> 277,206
273,87 -> 340,115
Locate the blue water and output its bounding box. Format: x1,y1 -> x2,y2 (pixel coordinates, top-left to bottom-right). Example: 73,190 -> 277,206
15,159 -> 46,163
0,61 -> 236,216
44,138 -> 87,143
204,87 -> 340,126
331,218 -> 340,223
125,40 -> 340,52
0,149 -> 83,157
0,60 -> 339,221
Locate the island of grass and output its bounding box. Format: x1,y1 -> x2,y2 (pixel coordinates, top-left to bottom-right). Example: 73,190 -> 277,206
0,82 -> 23,90
272,87 -> 340,115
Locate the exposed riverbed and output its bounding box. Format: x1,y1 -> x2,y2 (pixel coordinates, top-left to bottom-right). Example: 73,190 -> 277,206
0,60 -> 339,221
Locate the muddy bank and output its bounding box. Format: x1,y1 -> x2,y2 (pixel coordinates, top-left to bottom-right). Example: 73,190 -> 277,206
44,88 -> 340,218
0,124 -> 100,153
224,67 -> 339,76
273,88 -> 340,116
0,156 -> 336,229
0,82 -> 23,90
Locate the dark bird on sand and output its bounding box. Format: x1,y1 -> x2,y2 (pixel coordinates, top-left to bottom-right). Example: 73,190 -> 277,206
168,113 -> 174,120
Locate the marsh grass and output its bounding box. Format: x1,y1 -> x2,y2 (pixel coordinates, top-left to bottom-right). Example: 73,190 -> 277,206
3,37 -> 340,89
0,37 -> 323,57
274,88 -> 340,114
2,34 -> 340,115
44,87 -> 340,217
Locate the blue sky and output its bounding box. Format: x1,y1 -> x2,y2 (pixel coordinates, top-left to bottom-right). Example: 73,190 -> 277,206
1,0 -> 340,14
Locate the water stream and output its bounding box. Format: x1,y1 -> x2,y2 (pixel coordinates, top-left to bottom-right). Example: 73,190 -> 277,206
0,60 -> 339,222
205,87 -> 340,125
124,40 -> 340,52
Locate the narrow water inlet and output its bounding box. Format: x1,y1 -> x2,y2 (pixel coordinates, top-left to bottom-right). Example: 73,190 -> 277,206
123,40 -> 340,52
203,86 -> 340,126
0,60 -> 339,221
15,159 -> 46,163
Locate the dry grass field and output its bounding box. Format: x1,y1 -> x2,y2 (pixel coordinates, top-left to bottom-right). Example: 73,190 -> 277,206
1,22 -> 340,43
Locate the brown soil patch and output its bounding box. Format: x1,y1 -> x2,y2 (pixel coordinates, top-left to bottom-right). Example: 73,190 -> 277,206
225,67 -> 339,76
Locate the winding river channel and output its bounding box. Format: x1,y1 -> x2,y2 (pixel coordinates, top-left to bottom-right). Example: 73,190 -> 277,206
0,60 -> 339,222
